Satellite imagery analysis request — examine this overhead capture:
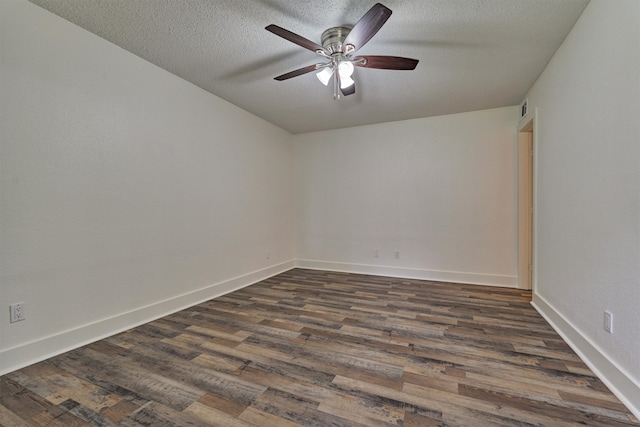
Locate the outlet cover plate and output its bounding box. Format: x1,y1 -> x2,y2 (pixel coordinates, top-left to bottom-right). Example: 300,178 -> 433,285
10,302 -> 26,323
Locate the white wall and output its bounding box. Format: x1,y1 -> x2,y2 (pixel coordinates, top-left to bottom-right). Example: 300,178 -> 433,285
0,0 -> 294,374
524,0 -> 640,416
295,107 -> 518,287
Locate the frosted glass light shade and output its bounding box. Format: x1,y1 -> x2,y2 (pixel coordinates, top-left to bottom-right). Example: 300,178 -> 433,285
340,75 -> 355,89
316,67 -> 333,86
338,61 -> 355,89
338,61 -> 354,78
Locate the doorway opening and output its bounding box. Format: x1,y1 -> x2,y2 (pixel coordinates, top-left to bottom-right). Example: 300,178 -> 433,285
518,118 -> 534,291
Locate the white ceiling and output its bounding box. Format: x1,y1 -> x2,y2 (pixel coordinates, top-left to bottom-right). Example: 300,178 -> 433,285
28,0 -> 589,134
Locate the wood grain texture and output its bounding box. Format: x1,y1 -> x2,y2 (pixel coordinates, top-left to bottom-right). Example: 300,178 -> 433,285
1,269 -> 638,426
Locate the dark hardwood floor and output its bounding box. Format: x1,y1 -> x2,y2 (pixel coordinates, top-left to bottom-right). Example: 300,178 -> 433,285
1,268 -> 638,426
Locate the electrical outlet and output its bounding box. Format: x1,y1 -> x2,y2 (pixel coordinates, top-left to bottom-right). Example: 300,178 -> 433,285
266,250 -> 271,260
374,249 -> 379,258
604,311 -> 613,333
10,302 -> 26,323
395,250 -> 400,259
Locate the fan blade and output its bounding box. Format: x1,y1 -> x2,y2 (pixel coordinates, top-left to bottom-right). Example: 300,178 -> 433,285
341,82 -> 356,96
343,3 -> 392,52
266,24 -> 325,54
354,55 -> 419,70
274,64 -> 321,81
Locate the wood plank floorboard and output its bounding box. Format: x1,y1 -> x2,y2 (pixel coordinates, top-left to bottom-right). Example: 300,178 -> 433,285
1,268 -> 638,426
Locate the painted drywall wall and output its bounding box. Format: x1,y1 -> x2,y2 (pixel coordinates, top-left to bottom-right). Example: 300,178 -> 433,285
0,0 -> 294,374
295,107 -> 518,287
524,0 -> 640,415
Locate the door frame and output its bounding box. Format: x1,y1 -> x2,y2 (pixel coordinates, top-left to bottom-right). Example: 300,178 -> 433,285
517,114 -> 535,291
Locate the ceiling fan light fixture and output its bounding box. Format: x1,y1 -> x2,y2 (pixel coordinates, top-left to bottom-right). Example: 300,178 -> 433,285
339,77 -> 355,90
338,61 -> 355,89
338,61 -> 354,78
339,74 -> 355,89
316,67 -> 333,86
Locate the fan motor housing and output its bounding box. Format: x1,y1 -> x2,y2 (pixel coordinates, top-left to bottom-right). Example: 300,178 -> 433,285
321,26 -> 352,54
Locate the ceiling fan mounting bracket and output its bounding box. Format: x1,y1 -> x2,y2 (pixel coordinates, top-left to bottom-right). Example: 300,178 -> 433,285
321,26 -> 352,55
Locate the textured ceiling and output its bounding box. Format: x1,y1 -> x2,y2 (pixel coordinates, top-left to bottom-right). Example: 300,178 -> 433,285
28,0 -> 589,134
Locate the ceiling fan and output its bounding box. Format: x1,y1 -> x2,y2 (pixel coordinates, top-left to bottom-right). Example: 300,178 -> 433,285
266,3 -> 419,100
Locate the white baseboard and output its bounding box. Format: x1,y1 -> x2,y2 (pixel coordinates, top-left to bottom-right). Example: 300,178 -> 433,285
295,259 -> 517,288
532,294 -> 640,421
0,260 -> 295,376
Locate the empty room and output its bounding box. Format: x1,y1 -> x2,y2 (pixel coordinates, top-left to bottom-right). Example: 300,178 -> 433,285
1,0 -> 638,425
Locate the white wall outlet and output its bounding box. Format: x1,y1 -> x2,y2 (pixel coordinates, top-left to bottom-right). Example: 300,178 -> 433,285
395,250 -> 400,259
10,302 -> 26,323
604,311 -> 613,333
266,250 -> 271,260
374,249 -> 379,258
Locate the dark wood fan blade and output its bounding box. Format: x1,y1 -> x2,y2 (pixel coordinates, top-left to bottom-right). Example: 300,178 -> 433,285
266,24 -> 325,54
274,64 -> 321,81
354,55 -> 419,70
343,3 -> 392,52
341,82 -> 356,96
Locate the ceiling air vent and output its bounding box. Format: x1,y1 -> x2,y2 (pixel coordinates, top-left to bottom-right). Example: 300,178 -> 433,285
520,98 -> 528,120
